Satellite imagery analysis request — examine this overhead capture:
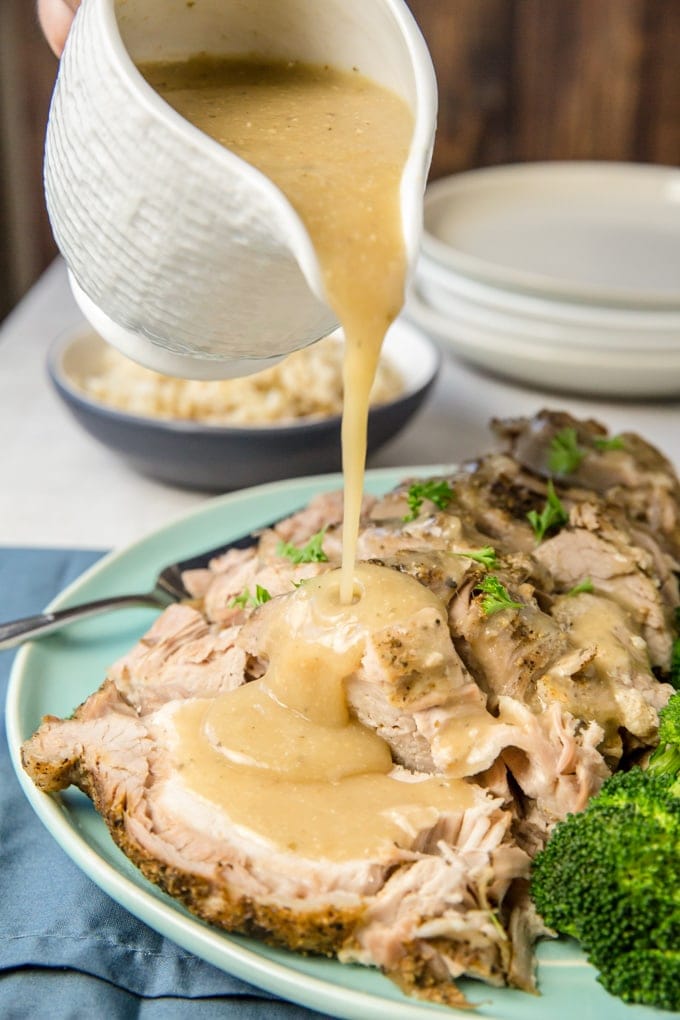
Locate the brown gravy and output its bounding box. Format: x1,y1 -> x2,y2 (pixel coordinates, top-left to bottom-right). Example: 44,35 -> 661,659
140,56 -> 413,602
173,567 -> 475,860
140,58 -> 459,857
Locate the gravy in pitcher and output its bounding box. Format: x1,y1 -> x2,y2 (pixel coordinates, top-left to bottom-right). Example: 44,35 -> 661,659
140,56 -> 413,601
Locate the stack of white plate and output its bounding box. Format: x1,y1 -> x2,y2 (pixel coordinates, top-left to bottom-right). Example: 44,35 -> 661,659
406,162 -> 680,397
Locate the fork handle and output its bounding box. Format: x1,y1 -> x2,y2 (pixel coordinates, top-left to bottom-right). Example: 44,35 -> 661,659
0,593 -> 164,650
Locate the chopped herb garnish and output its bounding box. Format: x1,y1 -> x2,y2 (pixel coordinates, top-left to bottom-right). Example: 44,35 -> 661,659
229,584 -> 272,609
593,434 -> 625,452
527,480 -> 569,543
403,479 -> 454,522
455,546 -> 498,569
548,427 -> 585,476
277,528 -> 328,564
475,575 -> 524,616
566,578 -> 594,597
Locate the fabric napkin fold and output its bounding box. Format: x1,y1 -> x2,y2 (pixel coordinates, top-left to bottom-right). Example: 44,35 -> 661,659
0,547 -> 328,1020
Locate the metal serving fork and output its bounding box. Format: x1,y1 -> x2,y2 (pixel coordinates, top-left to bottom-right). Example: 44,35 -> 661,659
0,530 -> 263,651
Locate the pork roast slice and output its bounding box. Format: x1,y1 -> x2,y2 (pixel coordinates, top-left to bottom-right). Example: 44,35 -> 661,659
448,575 -> 577,709
534,512 -> 676,670
493,409 -> 680,557
22,680 -> 535,1006
237,574 -> 492,776
108,603 -> 247,714
550,592 -> 673,743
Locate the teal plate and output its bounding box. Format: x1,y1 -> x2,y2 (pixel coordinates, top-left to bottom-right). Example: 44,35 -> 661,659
6,469 -> 663,1020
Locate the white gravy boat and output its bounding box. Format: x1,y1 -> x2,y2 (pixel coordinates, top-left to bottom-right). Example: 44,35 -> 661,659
45,0 -> 437,378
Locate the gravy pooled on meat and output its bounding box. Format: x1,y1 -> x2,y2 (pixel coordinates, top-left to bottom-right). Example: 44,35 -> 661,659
175,565 -> 475,861
140,57 -> 413,601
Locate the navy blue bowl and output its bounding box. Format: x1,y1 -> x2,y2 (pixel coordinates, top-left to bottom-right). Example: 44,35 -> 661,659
47,322 -> 440,492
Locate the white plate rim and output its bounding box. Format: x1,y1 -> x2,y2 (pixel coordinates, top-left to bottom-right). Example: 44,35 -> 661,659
415,275 -> 680,350
406,288 -> 680,367
405,291 -> 680,398
422,162 -> 680,310
416,252 -> 680,334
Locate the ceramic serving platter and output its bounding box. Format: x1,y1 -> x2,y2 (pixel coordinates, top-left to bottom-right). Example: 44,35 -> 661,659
6,470 -> 664,1020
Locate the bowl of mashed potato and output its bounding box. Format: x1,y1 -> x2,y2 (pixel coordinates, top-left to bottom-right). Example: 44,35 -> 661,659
47,321 -> 440,491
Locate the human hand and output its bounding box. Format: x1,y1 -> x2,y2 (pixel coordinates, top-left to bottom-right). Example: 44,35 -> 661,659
38,0 -> 81,57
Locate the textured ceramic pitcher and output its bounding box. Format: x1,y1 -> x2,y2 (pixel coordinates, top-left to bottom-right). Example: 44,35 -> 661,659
45,0 -> 437,378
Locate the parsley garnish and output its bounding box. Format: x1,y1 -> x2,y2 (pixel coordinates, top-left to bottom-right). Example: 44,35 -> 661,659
403,480 -> 454,522
475,575 -> 524,616
455,546 -> 498,569
229,584 -> 272,609
277,528 -> 328,564
566,578 -> 594,597
594,434 -> 625,452
527,480 -> 569,543
548,427 -> 585,476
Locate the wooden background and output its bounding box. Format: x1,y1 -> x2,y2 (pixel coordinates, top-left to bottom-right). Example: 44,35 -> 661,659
1,0 -> 679,322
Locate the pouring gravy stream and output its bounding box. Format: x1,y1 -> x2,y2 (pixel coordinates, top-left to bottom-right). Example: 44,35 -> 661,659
141,56 -> 412,603
140,58 -> 465,852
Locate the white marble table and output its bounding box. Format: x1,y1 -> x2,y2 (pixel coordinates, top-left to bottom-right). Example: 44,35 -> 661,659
1,257 -> 678,550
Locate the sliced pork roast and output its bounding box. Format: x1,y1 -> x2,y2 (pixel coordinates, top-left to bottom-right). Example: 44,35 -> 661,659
23,679 -> 536,1006
22,411 -> 679,1006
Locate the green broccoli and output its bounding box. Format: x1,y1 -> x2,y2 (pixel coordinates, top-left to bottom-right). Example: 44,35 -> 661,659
670,607 -> 680,690
531,693 -> 680,1011
649,692 -> 680,774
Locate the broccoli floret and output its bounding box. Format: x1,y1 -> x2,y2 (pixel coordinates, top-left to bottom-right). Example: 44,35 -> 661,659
670,607 -> 680,690
531,692 -> 680,1011
649,693 -> 680,774
605,949 -> 680,1010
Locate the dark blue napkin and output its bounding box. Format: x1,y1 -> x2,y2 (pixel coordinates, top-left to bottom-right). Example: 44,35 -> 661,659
0,548 -> 329,1019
